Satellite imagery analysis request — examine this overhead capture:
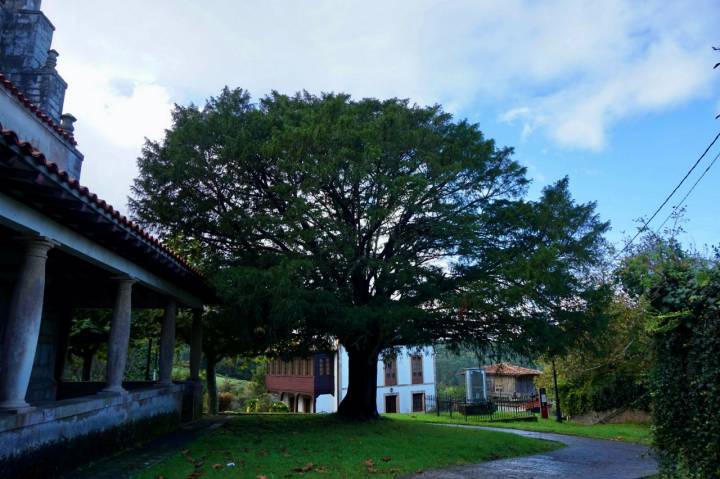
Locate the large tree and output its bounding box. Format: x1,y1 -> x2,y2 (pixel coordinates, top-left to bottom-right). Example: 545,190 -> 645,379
131,88 -> 609,418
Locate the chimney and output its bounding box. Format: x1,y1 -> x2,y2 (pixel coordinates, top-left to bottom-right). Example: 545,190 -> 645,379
44,49 -> 58,69
60,113 -> 76,133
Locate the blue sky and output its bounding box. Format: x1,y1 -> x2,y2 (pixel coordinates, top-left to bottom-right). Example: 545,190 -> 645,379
43,0 -> 720,250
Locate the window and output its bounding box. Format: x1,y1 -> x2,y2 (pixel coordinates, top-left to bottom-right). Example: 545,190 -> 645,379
411,355 -> 423,384
306,359 -> 312,376
384,357 -> 397,386
412,393 -> 425,412
318,357 -> 331,376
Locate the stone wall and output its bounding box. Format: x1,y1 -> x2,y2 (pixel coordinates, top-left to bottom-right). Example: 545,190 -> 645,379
0,384 -> 188,478
0,0 -> 68,124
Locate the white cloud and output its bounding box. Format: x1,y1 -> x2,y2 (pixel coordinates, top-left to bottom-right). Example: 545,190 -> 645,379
40,0 -> 720,209
56,60 -> 173,209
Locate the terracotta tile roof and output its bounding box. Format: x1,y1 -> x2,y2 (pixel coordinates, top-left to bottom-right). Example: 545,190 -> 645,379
483,363 -> 542,376
0,72 -> 77,145
0,125 -> 208,287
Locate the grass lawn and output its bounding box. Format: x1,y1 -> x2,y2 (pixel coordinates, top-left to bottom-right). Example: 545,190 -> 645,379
137,414 -> 562,479
388,413 -> 653,445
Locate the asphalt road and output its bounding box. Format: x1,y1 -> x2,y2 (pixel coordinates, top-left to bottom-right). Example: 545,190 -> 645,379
409,424 -> 658,479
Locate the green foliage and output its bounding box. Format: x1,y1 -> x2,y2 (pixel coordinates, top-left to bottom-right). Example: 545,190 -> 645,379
270,401 -> 290,413
244,394 -> 274,413
535,296 -> 652,416
131,88 -> 610,415
618,235 -> 720,477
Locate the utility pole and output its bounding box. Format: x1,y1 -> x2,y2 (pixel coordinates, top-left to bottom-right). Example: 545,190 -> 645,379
552,358 -> 563,422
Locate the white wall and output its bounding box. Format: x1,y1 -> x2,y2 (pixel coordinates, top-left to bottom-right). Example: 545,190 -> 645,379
315,394 -> 336,413
338,346 -> 436,414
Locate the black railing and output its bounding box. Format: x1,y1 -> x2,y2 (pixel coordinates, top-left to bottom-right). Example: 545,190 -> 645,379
424,393 -> 537,422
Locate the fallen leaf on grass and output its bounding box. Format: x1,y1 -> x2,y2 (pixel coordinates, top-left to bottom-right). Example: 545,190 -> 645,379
293,463 -> 315,473
257,476 -> 269,479
363,459 -> 375,467
382,456 -> 392,462
212,464 -> 223,470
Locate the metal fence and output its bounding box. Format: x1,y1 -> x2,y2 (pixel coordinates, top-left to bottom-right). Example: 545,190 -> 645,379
424,393 -> 538,422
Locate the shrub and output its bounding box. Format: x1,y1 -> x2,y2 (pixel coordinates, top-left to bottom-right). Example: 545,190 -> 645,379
218,392 -> 235,412
624,243 -> 720,478
270,401 -> 290,413
244,398 -> 258,413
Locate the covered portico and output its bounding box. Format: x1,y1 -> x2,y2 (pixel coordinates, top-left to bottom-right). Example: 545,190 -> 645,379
0,126 -> 212,474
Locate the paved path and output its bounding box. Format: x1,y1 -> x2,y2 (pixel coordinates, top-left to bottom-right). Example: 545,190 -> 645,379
66,416 -> 229,479
409,425 -> 658,479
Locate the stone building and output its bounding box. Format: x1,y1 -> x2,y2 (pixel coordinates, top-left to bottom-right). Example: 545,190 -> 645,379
0,0 -> 69,125
0,1 -> 213,476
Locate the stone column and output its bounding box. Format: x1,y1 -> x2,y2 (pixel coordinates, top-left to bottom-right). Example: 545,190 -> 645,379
188,308 -> 203,381
158,300 -> 177,386
0,237 -> 54,412
103,278 -> 135,394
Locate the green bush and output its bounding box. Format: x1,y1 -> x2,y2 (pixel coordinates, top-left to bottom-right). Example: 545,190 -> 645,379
621,240 -> 720,478
270,401 -> 290,413
649,266 -> 720,478
244,394 -> 274,413
244,398 -> 257,413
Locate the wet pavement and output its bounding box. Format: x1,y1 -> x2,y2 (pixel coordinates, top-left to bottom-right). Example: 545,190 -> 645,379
409,424 -> 658,479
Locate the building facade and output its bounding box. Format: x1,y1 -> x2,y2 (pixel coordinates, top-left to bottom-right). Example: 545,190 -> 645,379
267,346 -> 436,414
265,352 -> 335,413
483,363 -> 542,398
0,2 -> 211,476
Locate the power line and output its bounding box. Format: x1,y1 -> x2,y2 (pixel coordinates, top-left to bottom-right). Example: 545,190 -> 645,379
655,148 -> 720,233
614,130 -> 720,259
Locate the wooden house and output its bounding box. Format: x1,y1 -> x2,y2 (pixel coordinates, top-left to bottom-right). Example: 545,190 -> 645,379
483,363 -> 542,398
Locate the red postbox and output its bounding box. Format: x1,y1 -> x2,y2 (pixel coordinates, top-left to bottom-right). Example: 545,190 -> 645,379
539,387 -> 549,419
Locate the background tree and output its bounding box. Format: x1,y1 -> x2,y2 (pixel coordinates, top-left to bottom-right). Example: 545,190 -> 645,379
67,310 -> 110,381
131,89 -> 609,418
534,293 -> 652,417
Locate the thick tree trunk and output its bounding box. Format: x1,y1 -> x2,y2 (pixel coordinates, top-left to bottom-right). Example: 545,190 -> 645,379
81,353 -> 93,381
206,358 -> 218,415
338,347 -> 379,419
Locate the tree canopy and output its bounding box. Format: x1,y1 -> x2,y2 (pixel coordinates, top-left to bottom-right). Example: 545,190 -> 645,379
131,88 -> 610,417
